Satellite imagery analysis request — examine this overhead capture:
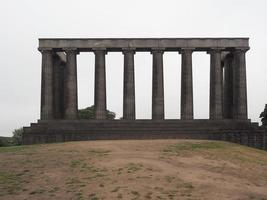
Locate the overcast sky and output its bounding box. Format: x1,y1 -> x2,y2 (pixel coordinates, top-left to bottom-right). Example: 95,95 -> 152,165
1,0 -> 267,136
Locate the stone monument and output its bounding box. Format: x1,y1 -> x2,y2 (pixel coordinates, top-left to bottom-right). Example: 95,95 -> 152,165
22,38 -> 267,150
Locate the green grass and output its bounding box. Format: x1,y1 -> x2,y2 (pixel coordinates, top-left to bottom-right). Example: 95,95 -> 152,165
165,176 -> 175,183
88,149 -> 111,156
29,188 -> 46,195
0,144 -> 41,155
66,177 -> 82,185
131,190 -> 141,200
0,145 -> 31,153
162,141 -> 267,167
0,171 -> 24,195
161,141 -> 232,157
70,160 -> 82,168
75,191 -> 84,200
126,163 -> 143,173
88,193 -> 99,200
163,141 -> 227,153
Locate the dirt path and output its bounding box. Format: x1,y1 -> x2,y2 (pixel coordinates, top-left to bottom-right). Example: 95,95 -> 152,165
0,140 -> 267,200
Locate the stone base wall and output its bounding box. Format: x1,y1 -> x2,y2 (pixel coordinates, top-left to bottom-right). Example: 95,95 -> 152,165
220,130 -> 267,151
22,119 -> 267,151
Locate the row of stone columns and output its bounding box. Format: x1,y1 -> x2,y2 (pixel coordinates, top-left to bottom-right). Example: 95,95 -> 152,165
39,47 -> 248,120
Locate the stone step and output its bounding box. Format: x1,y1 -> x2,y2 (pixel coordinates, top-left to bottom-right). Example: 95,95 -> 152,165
23,120 -> 267,152
31,120 -> 255,129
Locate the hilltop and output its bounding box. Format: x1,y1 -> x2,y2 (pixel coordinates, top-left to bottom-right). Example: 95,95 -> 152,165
0,140 -> 267,200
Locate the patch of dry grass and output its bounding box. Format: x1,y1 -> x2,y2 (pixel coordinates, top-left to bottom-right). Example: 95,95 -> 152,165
0,140 -> 267,200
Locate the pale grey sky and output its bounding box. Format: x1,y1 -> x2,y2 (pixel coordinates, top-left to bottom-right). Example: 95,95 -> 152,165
1,0 -> 267,136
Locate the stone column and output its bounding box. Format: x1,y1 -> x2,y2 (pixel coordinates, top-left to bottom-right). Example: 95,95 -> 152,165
180,48 -> 194,120
39,48 -> 54,120
64,48 -> 78,119
233,48 -> 249,119
209,48 -> 223,119
123,48 -> 136,120
151,48 -> 164,120
223,53 -> 234,119
53,53 -> 66,119
94,49 -> 107,120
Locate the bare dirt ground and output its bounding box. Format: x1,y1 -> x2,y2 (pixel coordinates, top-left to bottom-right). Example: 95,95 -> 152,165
0,139 -> 267,200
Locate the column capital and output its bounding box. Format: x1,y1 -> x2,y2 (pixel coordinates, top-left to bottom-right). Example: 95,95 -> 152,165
234,47 -> 250,53
38,47 -> 53,53
224,52 -> 234,59
179,48 -> 194,54
150,48 -> 165,54
63,48 -> 79,54
92,48 -> 107,54
122,48 -> 136,54
207,47 -> 224,54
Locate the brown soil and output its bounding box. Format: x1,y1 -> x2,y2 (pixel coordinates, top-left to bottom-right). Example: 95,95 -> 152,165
0,139 -> 267,200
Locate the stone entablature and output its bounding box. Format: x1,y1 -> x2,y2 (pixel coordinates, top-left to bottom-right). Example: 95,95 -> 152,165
39,38 -> 249,51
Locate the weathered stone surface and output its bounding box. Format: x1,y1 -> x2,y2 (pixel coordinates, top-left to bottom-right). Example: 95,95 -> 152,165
40,48 -> 54,120
64,49 -> 78,119
209,48 -> 223,119
123,49 -> 136,120
39,38 -> 249,50
94,49 -> 107,119
263,131 -> 267,150
223,53 -> 234,119
151,49 -> 164,120
53,53 -> 66,119
22,119 -> 262,146
233,48 -> 248,119
180,48 -> 193,120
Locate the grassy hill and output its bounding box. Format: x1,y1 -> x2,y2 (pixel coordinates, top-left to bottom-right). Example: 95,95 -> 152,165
0,140 -> 267,200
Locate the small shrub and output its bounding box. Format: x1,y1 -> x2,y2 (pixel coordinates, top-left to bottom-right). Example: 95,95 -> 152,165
260,104 -> 267,126
78,105 -> 115,120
